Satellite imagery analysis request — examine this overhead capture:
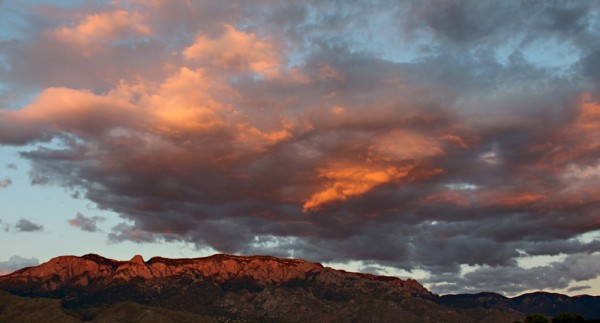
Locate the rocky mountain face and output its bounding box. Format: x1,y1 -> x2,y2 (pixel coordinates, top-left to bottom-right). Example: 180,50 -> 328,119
0,253 -> 430,298
0,253 -> 592,322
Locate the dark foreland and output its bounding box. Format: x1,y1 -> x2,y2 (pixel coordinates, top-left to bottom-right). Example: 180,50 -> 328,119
0,254 -> 598,322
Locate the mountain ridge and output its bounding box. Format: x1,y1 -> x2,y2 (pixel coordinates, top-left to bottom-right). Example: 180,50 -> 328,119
1,253 -> 598,322
0,253 -> 431,299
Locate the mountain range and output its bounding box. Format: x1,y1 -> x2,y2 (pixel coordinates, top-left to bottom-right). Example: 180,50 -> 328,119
0,253 -> 598,322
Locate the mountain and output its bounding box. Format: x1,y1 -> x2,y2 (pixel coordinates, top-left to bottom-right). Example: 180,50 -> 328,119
438,291 -> 600,320
0,253 -> 593,322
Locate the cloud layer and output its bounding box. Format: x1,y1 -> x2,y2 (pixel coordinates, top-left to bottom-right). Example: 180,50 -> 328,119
1,0 -> 599,294
0,256 -> 39,276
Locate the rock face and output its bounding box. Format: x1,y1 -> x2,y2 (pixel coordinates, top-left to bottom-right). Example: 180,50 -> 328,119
0,254 -> 525,322
0,253 -> 430,298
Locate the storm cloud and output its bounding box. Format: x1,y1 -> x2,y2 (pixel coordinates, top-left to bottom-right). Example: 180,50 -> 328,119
1,0 -> 599,294
425,253 -> 600,295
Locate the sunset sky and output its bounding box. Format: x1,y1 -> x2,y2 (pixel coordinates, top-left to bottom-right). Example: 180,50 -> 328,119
1,0 -> 600,296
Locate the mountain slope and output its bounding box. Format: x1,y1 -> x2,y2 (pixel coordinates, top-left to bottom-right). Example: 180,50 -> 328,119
0,253 -> 432,299
0,290 -> 220,323
0,290 -> 79,323
438,291 -> 600,320
0,253 -> 528,322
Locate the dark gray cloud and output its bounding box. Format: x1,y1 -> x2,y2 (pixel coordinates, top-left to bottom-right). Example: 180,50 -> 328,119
107,222 -> 156,244
359,265 -> 389,275
567,285 -> 591,293
405,1 -> 599,52
0,255 -> 39,275
523,240 -> 600,257
6,163 -> 17,170
0,0 -> 599,295
68,212 -> 105,232
14,218 -> 43,232
425,253 -> 600,295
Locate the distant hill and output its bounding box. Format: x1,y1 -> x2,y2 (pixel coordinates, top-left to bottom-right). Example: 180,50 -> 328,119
0,253 -> 595,322
438,291 -> 600,320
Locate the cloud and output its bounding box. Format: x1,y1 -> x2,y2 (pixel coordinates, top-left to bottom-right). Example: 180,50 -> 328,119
359,265 -> 389,275
68,212 -> 106,232
567,285 -> 591,293
184,24 -> 281,76
0,219 -> 9,232
14,218 -> 43,232
0,0 -> 600,294
108,222 -> 156,243
6,163 -> 17,170
304,163 -> 442,211
0,87 -> 141,145
426,253 -> 600,295
0,255 -> 39,275
0,178 -> 11,188
50,9 -> 151,56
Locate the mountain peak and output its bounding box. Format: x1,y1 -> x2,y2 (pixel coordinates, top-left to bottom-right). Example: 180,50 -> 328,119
130,255 -> 144,264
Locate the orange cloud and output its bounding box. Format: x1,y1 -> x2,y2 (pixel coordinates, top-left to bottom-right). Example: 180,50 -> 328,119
424,188 -> 552,210
482,192 -> 548,209
144,67 -> 292,152
303,164 -> 415,211
235,124 -> 292,147
538,94 -> 600,168
1,87 -> 139,138
370,130 -> 445,161
183,25 -> 281,76
574,93 -> 600,132
51,10 -> 151,55
148,67 -> 229,134
0,64 -> 294,157
422,191 -> 470,207
549,185 -> 600,211
440,132 -> 479,149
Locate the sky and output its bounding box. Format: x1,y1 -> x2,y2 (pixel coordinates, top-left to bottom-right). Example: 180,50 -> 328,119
0,0 -> 600,297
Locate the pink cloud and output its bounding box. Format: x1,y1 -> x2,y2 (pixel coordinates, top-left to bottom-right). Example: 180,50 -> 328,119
183,24 -> 281,76
50,10 -> 151,56
0,87 -> 141,144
